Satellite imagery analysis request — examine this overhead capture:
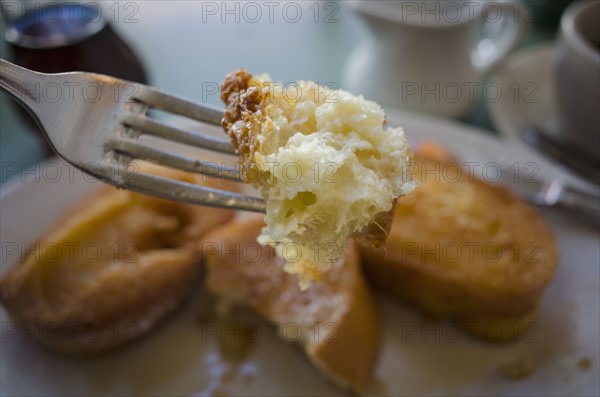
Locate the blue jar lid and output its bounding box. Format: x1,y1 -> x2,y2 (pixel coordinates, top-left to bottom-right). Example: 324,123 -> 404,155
5,3 -> 106,49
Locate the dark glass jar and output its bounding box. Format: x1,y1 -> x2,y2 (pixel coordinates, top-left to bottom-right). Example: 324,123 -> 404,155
3,2 -> 148,154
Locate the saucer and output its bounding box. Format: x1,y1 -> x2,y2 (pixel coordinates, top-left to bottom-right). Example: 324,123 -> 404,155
487,42 -> 600,184
487,43 -> 561,143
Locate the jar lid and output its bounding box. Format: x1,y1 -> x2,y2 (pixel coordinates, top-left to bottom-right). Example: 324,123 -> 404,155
4,3 -> 106,49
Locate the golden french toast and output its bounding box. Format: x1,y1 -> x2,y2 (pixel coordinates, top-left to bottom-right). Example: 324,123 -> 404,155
0,164 -> 236,354
360,143 -> 559,341
221,69 -> 415,289
202,216 -> 380,393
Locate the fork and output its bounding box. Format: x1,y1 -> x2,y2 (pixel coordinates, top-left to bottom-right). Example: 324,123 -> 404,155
0,59 -> 265,212
500,166 -> 600,226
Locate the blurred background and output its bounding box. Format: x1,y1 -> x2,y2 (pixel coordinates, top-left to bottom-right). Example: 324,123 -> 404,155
0,0 -> 579,185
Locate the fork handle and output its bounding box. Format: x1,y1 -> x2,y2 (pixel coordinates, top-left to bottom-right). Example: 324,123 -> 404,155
0,58 -> 47,115
559,185 -> 600,224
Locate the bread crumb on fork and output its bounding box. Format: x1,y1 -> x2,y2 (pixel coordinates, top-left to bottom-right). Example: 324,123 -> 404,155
221,68 -> 415,289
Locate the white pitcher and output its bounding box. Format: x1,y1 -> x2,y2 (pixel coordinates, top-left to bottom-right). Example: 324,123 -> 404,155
342,0 -> 529,118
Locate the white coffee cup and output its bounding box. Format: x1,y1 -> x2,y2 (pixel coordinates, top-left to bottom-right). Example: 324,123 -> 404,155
342,0 -> 529,118
554,0 -> 600,162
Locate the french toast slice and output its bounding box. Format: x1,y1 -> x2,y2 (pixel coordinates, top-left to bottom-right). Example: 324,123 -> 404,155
360,143 -> 558,341
202,216 -> 380,393
0,165 -> 236,354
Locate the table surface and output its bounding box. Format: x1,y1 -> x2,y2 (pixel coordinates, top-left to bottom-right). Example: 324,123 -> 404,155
0,1 -> 554,185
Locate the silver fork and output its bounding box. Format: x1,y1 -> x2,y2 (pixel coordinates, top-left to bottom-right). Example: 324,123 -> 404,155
500,166 -> 599,226
0,59 -> 265,212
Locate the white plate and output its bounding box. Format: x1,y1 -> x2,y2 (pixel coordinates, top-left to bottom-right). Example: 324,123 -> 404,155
487,43 -> 561,143
1,112 -> 599,396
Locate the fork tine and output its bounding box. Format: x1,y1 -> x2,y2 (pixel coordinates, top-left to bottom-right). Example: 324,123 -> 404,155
110,168 -> 265,212
109,138 -> 243,182
132,85 -> 224,126
122,113 -> 237,155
